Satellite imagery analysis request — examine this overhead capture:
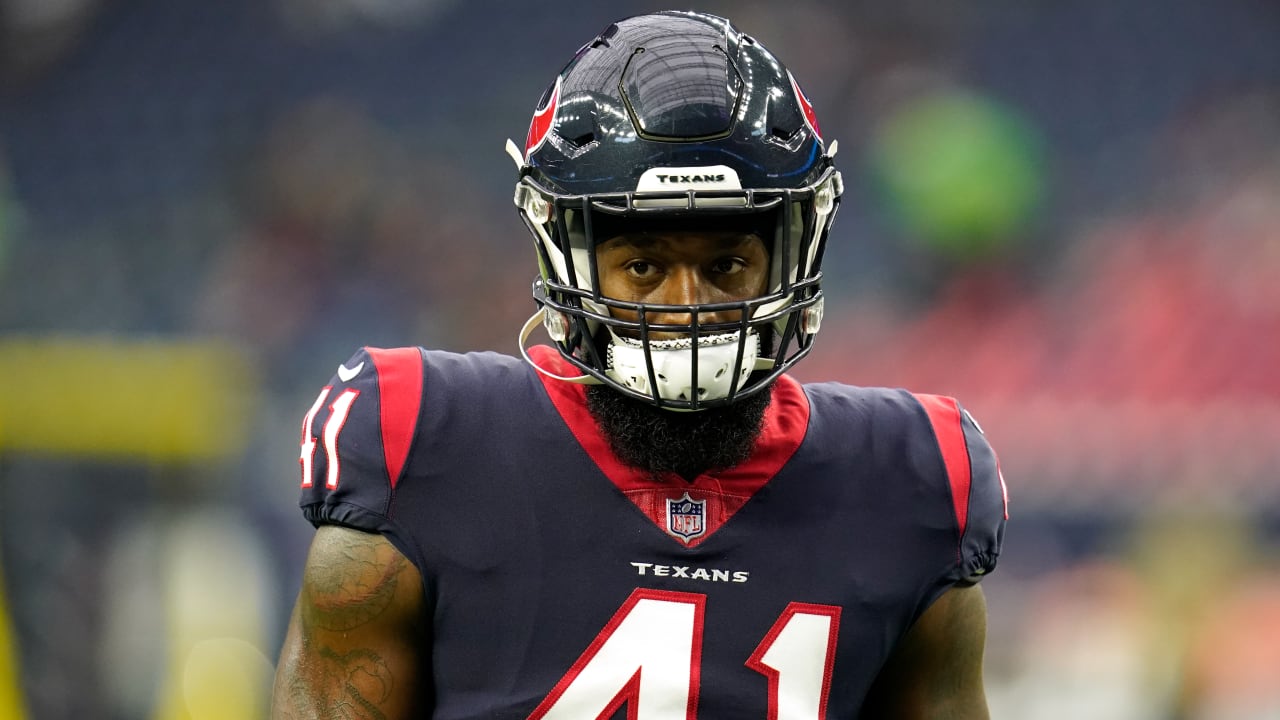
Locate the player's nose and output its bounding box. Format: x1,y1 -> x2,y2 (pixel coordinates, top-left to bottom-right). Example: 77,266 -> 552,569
648,267 -> 733,336
659,265 -> 706,307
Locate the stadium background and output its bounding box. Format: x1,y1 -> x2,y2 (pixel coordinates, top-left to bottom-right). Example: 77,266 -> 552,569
0,0 -> 1277,717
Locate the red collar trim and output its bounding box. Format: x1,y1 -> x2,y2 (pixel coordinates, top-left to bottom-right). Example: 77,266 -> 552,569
529,345 -> 811,493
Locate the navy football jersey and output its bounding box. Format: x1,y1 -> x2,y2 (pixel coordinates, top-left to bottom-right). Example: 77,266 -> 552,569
297,345 -> 1007,719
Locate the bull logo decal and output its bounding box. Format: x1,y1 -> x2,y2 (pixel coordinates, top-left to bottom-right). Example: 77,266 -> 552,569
524,76 -> 562,161
787,70 -> 822,142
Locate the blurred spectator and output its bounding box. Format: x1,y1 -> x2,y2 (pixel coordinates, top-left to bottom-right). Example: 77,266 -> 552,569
0,0 -> 102,89
194,96 -> 399,387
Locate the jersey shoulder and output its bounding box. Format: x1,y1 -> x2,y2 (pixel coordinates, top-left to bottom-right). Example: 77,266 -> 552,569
296,346 -> 428,532
295,347 -> 530,527
907,391 -> 1008,581
802,381 -> 1008,581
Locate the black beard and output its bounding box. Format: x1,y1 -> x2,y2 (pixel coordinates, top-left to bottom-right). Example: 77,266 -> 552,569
585,383 -> 772,482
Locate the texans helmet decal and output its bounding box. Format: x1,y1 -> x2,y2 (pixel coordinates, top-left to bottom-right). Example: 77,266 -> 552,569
524,76 -> 562,161
788,70 -> 822,142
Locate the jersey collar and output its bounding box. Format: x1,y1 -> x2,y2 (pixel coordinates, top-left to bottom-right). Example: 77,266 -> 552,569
529,344 -> 810,494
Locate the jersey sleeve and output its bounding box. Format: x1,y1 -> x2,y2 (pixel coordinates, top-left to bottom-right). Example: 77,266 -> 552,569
912,393 -> 1008,583
297,346 -> 425,534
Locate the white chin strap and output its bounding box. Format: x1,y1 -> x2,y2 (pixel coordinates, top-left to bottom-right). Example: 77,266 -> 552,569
606,330 -> 770,404
518,308 -> 776,407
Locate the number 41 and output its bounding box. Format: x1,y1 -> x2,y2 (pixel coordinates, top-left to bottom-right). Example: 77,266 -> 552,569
298,386 -> 359,490
530,588 -> 841,720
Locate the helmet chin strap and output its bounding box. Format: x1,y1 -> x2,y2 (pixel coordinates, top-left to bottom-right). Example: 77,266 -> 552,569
519,307 -> 778,404
604,328 -> 773,405
518,308 -> 601,385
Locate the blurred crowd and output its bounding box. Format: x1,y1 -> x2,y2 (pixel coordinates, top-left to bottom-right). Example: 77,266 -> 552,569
0,0 -> 1277,718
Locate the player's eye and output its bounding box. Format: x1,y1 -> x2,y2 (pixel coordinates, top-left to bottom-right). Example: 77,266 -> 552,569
709,257 -> 746,275
625,260 -> 658,278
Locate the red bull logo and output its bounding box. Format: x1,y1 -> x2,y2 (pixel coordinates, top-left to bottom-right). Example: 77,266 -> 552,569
788,70 -> 822,142
524,76 -> 562,161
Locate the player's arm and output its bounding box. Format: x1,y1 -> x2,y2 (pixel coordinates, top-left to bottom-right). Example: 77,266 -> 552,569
272,524 -> 428,719
857,582 -> 990,720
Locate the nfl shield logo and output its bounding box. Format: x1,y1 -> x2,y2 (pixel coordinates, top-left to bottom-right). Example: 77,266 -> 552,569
666,492 -> 706,541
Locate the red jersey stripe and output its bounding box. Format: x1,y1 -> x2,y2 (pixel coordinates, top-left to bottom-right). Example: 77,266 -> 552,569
367,347 -> 424,490
913,393 -> 973,540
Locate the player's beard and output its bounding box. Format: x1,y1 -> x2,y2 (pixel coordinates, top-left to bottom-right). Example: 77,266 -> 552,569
584,382 -> 771,482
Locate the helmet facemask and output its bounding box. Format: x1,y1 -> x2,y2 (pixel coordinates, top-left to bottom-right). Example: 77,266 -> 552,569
517,168 -> 841,410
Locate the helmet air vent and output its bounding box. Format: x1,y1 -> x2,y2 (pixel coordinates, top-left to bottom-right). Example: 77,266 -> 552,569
620,32 -> 742,141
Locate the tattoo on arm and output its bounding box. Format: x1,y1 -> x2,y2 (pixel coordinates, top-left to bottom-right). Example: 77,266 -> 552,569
303,530 -> 408,631
280,528 -> 419,719
288,647 -> 393,720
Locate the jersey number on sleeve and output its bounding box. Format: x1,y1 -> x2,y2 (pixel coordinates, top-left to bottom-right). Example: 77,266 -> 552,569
299,386 -> 360,489
529,589 -> 840,720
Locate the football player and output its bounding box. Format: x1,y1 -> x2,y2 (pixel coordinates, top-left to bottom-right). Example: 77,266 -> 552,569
273,10 -> 1007,719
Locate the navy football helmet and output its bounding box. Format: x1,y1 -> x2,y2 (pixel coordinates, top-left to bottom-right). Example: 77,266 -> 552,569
512,10 -> 842,410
